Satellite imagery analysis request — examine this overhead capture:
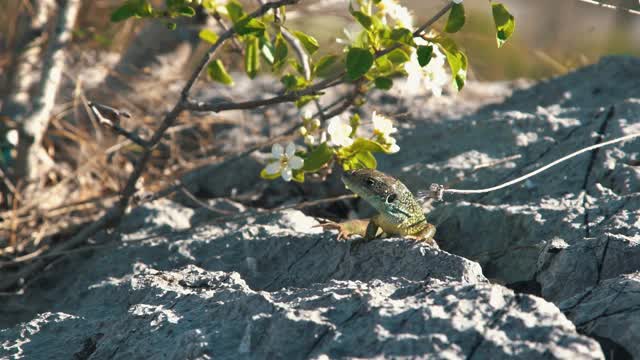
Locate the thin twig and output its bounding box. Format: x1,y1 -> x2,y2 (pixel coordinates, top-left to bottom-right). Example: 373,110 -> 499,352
179,186 -> 235,215
429,132 -> 640,200
574,0 -> 640,15
280,25 -> 311,80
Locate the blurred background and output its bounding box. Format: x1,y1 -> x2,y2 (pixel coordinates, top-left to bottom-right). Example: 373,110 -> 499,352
2,0 -> 639,82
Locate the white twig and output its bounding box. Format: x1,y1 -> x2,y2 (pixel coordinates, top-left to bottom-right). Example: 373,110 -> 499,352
429,131 -> 640,200
575,0 -> 640,15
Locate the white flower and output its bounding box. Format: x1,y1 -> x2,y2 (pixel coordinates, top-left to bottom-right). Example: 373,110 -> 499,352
264,142 -> 304,182
304,135 -> 316,146
327,116 -> 354,147
300,111 -> 325,146
372,111 -> 397,138
376,0 -> 414,29
452,0 -> 463,4
386,136 -> 400,153
6,129 -> 18,146
403,39 -> 449,97
336,27 -> 355,45
372,112 -> 400,153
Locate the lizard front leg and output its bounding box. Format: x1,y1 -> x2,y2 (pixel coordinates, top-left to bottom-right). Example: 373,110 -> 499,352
316,217 -> 384,243
315,219 -> 372,240
404,223 -> 438,248
350,216 -> 384,250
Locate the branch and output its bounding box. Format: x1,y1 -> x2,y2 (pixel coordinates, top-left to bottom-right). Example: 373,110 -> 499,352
0,0 -> 453,292
186,1 -> 454,114
0,0 -> 303,292
280,26 -> 311,80
1,0 -> 55,116
180,0 -> 301,101
14,0 -> 81,181
87,101 -> 150,148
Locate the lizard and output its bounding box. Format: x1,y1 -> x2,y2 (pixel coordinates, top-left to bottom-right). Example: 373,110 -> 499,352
317,168 -> 438,248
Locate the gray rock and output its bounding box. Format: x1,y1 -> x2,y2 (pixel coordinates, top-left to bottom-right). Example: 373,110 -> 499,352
560,272 -> 640,358
368,56 -> 640,304
182,57 -> 640,306
0,207 -> 602,359
4,56 -> 640,359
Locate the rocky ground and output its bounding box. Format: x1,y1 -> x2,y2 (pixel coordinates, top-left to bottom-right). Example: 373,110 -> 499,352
2,56 -> 639,359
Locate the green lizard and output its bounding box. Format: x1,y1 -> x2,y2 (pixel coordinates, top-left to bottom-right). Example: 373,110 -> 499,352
318,169 -> 438,248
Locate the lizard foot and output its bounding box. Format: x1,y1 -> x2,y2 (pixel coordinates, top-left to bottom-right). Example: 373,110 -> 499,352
314,219 -> 371,241
314,222 -> 354,241
405,235 -> 440,249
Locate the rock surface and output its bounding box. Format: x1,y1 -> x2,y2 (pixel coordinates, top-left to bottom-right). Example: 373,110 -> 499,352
3,56 -> 640,358
561,272 -> 640,359
374,56 -> 640,302
1,207 -> 602,359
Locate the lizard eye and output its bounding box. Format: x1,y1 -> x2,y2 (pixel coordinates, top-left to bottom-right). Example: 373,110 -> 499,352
386,193 -> 397,203
365,178 -> 375,187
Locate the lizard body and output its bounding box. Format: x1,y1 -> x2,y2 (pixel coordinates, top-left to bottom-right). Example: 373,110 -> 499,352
320,169 -> 437,247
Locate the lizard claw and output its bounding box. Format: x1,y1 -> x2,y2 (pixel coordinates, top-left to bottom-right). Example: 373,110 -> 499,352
313,222 -> 354,241
405,235 -> 439,248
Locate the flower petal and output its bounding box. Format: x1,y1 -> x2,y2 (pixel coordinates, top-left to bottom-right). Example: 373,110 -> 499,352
289,156 -> 304,170
281,167 -> 293,182
271,143 -> 283,158
285,142 -> 296,157
265,161 -> 281,175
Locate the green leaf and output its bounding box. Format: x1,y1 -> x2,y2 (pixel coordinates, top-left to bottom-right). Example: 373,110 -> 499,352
259,34 -> 274,64
199,29 -> 219,44
390,28 -> 415,46
207,59 -> 234,85
374,77 -> 393,90
292,170 -> 305,183
349,4 -> 373,30
385,48 -> 410,64
139,1 -> 153,16
292,31 -> 319,55
417,45 -> 433,67
111,3 -> 136,22
295,94 -> 319,108
374,56 -> 392,73
444,3 -> 465,33
245,36 -> 260,78
235,17 -> 266,36
314,55 -> 338,76
433,36 -> 467,91
492,3 -> 515,48
346,47 -> 374,80
177,5 -> 195,17
167,22 -> 177,30
280,74 -> 307,90
260,168 -> 281,180
343,151 -> 377,170
273,32 -> 288,69
302,143 -> 334,172
226,0 -> 245,23
281,74 -> 297,89
349,138 -> 387,153
202,0 -> 216,10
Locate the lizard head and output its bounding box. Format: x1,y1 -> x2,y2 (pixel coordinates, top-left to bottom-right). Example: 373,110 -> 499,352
342,169 -> 421,222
